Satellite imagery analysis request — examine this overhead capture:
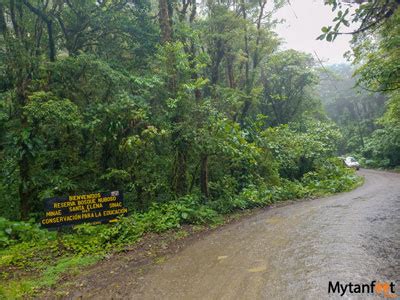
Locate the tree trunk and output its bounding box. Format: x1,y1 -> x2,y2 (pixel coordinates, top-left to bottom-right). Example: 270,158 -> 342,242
226,54 -> 236,88
0,4 -> 7,36
22,0 -> 56,61
200,154 -> 209,199
238,0 -> 251,126
46,20 -> 55,62
16,77 -> 31,219
159,0 -> 172,43
19,154 -> 30,219
173,143 -> 188,196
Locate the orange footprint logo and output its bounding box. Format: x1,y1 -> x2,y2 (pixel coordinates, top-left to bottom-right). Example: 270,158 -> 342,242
375,282 -> 398,299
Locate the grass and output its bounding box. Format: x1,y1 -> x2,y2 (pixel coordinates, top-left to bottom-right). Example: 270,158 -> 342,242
174,229 -> 189,239
0,256 -> 100,299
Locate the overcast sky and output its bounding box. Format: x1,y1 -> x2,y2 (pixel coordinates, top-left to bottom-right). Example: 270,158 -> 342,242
274,0 -> 353,65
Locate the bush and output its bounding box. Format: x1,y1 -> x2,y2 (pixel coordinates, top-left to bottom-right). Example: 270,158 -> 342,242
302,158 -> 360,194
361,123 -> 400,168
0,218 -> 54,249
58,195 -> 221,255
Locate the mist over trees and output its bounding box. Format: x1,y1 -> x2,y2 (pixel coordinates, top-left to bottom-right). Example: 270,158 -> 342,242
318,64 -> 386,154
320,0 -> 400,168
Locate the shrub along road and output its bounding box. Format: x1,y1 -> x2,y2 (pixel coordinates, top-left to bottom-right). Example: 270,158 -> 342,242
56,169 -> 400,299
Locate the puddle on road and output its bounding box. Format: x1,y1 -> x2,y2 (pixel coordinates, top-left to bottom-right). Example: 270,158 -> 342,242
265,215 -> 284,224
326,204 -> 350,208
247,266 -> 267,273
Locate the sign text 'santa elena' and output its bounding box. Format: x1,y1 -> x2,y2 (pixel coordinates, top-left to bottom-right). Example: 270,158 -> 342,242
41,191 -> 127,229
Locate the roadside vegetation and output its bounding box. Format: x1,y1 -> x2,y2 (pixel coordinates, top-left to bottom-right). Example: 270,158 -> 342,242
1,156 -> 360,298
0,0 -> 398,298
0,117 -> 362,297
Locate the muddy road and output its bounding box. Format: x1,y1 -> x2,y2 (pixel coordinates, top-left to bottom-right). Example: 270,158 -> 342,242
65,169 -> 400,299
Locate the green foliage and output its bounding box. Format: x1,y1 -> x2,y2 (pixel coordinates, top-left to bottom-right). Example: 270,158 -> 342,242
0,255 -> 99,299
320,2 -> 400,169
44,196 -> 221,255
361,122 -> 400,168
352,9 -> 400,93
302,158 -> 362,194
319,0 -> 398,43
260,50 -> 320,125
262,120 -> 342,179
0,218 -> 54,249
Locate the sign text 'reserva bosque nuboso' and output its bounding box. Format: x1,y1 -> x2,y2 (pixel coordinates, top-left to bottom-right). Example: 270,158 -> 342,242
41,191 -> 127,229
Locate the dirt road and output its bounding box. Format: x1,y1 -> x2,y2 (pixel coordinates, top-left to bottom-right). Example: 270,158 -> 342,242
64,169 -> 400,299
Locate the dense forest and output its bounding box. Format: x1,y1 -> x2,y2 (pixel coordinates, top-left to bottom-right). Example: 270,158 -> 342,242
0,0 -> 399,297
0,0 -> 353,220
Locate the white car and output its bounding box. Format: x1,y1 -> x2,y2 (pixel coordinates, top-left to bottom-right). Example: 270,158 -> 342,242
344,157 -> 360,170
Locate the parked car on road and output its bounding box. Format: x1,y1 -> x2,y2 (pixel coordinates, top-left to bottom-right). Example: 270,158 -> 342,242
344,156 -> 360,170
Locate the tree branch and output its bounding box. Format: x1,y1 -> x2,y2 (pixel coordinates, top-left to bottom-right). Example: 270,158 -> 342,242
22,0 -> 56,61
